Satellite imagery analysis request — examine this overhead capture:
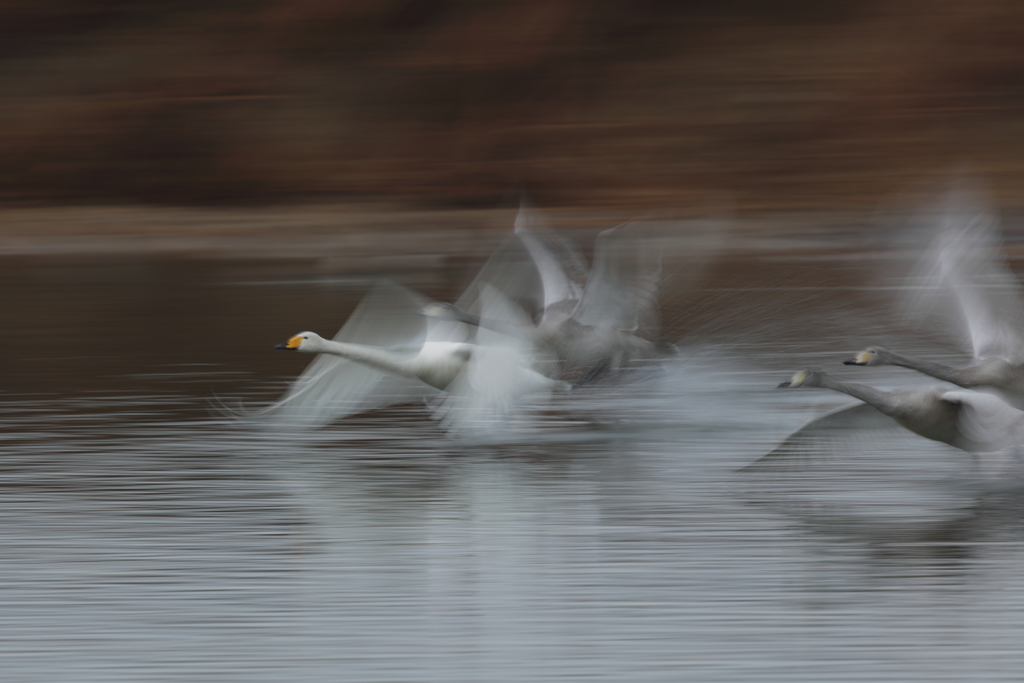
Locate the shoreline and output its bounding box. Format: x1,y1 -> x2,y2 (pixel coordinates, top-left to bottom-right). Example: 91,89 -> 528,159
0,203 -> 962,262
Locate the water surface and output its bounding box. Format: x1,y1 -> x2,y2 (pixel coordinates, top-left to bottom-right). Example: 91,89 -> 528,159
3,251 -> 1023,682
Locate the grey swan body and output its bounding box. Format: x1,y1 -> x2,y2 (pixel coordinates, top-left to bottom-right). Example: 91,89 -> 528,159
745,369 -> 1024,471
423,205 -> 671,378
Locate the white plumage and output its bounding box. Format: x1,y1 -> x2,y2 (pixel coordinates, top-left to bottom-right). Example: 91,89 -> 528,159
260,280 -> 569,433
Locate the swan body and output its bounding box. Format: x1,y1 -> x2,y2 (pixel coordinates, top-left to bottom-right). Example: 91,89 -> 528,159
746,368 -> 1024,472
516,214 -> 668,371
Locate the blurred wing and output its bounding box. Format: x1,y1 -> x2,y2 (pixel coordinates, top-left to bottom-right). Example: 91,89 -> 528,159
451,232 -> 545,331
903,184 -> 1024,362
572,223 -> 662,332
741,402 -> 900,472
452,202 -> 586,328
936,213 -> 1024,362
513,205 -> 587,312
262,281 -> 436,427
942,390 -> 1024,452
436,285 -> 560,434
423,305 -> 476,346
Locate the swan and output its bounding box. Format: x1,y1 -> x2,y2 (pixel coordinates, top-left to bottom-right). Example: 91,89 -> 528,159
260,280 -> 570,432
844,186 -> 1024,406
423,204 -> 673,382
744,368 -> 1024,473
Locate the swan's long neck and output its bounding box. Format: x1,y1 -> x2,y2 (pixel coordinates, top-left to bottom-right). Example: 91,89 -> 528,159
314,340 -> 417,380
818,374 -> 898,415
883,351 -> 966,386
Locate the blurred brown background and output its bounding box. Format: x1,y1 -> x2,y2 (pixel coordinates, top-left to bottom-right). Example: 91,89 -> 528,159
2,0 -> 1023,211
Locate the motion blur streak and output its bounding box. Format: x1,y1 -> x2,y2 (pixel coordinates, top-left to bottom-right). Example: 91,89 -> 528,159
2,2 -> 1024,208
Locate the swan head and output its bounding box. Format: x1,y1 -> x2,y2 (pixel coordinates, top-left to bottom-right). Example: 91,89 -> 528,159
843,346 -> 889,366
275,331 -> 326,352
778,368 -> 825,388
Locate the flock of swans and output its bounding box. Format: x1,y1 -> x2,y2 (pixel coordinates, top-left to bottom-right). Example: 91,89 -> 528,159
262,205 -> 672,434
748,188 -> 1024,477
259,188 -> 1024,478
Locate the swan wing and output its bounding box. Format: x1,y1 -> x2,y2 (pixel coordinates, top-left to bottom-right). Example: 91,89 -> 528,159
904,185 -> 1024,362
937,215 -> 1024,363
571,223 -> 662,333
436,285 -> 563,433
741,402 -> 900,472
451,201 -> 585,329
513,204 -> 587,313
423,308 -> 475,345
428,229 -> 543,344
941,390 -> 1024,452
452,233 -> 541,324
263,281 -> 436,427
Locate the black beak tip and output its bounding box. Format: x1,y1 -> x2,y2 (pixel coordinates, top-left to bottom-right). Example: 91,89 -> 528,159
274,343 -> 290,350
777,380 -> 791,388
843,359 -> 859,365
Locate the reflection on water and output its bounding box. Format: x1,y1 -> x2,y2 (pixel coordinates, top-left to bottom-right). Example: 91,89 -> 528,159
3,253 -> 1024,682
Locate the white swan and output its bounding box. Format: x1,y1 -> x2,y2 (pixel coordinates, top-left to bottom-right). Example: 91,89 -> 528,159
423,204 -> 673,382
845,186 -> 1024,406
262,281 -> 570,432
744,368 -> 1024,473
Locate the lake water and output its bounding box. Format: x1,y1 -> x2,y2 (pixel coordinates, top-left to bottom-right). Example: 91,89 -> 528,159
2,247 -> 1023,682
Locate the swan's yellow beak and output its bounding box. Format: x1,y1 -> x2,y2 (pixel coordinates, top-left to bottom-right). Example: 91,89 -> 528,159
275,335 -> 303,350
844,350 -> 871,366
